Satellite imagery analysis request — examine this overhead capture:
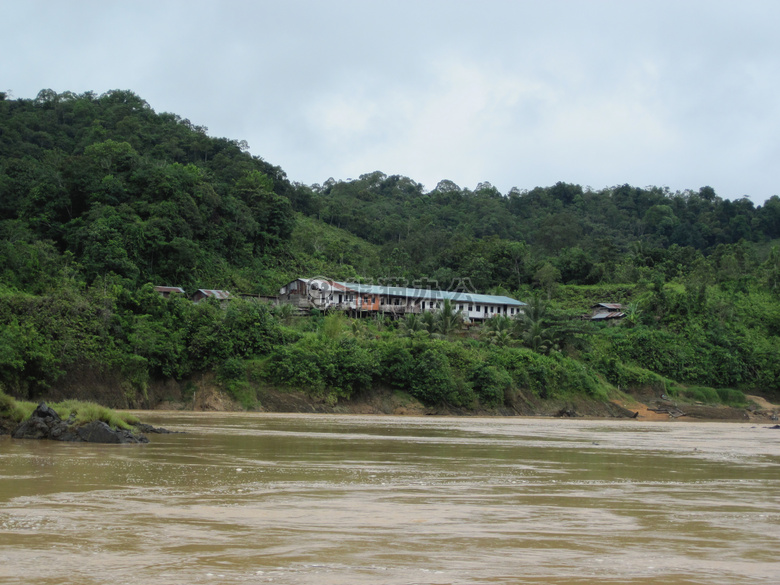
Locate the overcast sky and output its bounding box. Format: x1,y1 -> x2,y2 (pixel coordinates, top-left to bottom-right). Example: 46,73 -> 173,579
2,1 -> 778,205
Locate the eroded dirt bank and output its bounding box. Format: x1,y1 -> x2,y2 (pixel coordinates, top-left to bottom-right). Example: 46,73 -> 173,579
19,372 -> 780,423
169,383 -> 779,423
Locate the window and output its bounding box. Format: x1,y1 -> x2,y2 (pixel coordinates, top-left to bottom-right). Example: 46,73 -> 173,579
476,305 -> 481,312
422,301 -> 426,309
468,305 -> 473,311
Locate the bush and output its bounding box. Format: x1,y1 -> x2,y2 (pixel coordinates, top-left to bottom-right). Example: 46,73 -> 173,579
377,339 -> 415,389
217,357 -> 245,382
266,343 -> 325,393
265,337 -> 375,401
409,348 -> 457,404
591,355 -> 670,393
496,347 -> 609,400
470,363 -> 513,407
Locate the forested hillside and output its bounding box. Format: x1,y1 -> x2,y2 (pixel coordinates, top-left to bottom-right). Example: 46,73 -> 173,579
1,89 -> 778,410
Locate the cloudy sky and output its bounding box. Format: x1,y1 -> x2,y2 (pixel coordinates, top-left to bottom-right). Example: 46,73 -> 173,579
2,1 -> 778,204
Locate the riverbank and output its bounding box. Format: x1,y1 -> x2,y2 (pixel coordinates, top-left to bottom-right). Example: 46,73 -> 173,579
155,383 -> 779,423
12,371 -> 778,423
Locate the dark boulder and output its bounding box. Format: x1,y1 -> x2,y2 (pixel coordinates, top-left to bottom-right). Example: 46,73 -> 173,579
12,403 -> 71,440
77,420 -> 149,444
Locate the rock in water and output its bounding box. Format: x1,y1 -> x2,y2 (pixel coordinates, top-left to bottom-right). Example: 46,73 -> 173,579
133,422 -> 176,434
77,420 -> 148,444
12,402 -> 148,444
12,402 -> 72,440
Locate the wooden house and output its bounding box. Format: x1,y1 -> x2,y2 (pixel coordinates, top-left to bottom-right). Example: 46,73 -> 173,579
590,303 -> 625,320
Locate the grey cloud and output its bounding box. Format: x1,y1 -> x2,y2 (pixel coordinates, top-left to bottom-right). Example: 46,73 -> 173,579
1,0 -> 778,203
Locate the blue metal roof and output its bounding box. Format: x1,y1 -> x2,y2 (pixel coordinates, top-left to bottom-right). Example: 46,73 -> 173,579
335,281 -> 525,306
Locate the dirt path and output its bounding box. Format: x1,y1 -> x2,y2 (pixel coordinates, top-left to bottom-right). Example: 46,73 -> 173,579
612,394 -> 780,422
745,394 -> 779,411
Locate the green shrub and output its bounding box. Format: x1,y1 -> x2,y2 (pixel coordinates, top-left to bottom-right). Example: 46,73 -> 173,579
409,347 -> 456,404
470,363 -> 513,407
591,355 -> 669,393
265,337 -> 375,401
266,344 -> 325,393
217,357 -> 246,382
377,340 -> 415,389
495,347 -> 609,400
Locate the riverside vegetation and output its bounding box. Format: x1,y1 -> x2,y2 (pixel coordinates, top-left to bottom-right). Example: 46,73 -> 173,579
1,89 -> 779,416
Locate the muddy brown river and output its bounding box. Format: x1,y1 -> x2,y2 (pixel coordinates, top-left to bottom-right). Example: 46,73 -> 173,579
1,413 -> 779,584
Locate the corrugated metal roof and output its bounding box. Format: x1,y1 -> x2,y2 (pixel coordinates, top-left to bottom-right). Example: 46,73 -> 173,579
591,311 -> 625,320
593,303 -> 623,310
197,289 -> 232,300
154,286 -> 185,294
334,281 -> 526,306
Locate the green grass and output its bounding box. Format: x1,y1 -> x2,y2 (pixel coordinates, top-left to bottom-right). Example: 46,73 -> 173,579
0,390 -> 37,422
667,385 -> 748,407
55,400 -> 140,430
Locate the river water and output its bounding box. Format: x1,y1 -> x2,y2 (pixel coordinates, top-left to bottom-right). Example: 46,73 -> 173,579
1,413 -> 778,584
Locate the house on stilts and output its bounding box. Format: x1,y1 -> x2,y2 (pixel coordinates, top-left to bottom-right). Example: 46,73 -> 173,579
278,278 -> 525,321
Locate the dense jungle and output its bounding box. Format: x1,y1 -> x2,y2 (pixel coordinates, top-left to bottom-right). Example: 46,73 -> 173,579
1,89 -> 779,415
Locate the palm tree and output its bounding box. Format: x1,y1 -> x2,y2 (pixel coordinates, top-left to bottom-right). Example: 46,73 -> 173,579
399,313 -> 426,336
271,302 -> 298,325
513,295 -> 554,353
513,295 -> 591,355
520,316 -> 554,353
419,310 -> 438,333
434,299 -> 464,337
482,315 -> 514,346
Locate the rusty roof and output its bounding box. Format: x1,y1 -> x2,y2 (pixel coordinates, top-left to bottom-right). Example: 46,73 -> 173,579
154,286 -> 185,294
